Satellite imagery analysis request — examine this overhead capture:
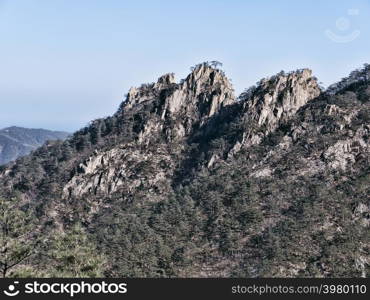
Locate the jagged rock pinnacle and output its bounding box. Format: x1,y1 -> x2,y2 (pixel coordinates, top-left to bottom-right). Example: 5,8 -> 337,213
240,68 -> 321,146
117,63 -> 235,141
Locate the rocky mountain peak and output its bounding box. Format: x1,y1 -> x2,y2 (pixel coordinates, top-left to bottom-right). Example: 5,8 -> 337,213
183,63 -> 233,95
245,68 -> 320,119
0,63 -> 369,278
116,63 -> 236,143
119,63 -> 234,115
163,63 -> 235,118
238,68 -> 321,146
155,73 -> 176,89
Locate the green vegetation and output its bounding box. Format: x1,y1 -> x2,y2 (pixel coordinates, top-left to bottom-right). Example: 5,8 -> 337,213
0,197 -> 38,277
45,224 -> 106,277
0,64 -> 369,277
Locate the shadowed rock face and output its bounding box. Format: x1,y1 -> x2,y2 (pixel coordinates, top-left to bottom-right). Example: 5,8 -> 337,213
0,63 -> 369,278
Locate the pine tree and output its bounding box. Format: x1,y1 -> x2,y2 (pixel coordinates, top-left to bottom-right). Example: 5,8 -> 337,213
0,197 -> 38,278
47,224 -> 106,277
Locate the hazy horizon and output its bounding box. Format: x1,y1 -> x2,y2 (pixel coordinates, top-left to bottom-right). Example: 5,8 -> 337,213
1,0 -> 370,132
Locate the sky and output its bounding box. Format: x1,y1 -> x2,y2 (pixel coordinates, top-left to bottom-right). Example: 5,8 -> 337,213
0,0 -> 369,132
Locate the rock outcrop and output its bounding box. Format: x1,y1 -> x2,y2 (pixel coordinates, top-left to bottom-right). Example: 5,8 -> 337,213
0,63 -> 369,278
62,63 -> 235,200
118,63 -> 235,142
239,69 -> 321,147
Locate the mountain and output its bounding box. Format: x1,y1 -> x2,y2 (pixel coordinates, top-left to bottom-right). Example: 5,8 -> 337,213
0,62 -> 369,278
0,126 -> 70,165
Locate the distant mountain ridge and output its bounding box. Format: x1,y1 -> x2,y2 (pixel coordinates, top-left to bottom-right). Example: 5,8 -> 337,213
0,126 -> 69,165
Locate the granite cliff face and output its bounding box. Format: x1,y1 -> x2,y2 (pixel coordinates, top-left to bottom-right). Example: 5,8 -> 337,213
241,69 -> 321,146
119,64 -> 235,141
62,64 -> 235,201
62,66 -> 320,202
0,62 -> 369,278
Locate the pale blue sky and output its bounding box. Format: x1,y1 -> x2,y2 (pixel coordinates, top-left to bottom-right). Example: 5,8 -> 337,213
0,0 -> 369,132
